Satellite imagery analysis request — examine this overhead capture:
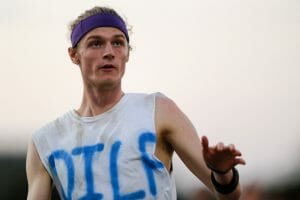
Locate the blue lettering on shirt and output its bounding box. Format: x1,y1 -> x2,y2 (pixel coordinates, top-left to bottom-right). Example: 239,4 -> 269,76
110,141 -> 146,200
72,143 -> 104,200
47,132 -> 163,199
139,132 -> 164,196
48,150 -> 74,200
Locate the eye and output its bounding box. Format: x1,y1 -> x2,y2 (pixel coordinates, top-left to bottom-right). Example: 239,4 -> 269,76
89,40 -> 103,48
112,40 -> 124,47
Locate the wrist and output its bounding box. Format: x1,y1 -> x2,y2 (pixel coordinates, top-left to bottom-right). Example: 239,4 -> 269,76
213,169 -> 233,185
211,167 -> 239,195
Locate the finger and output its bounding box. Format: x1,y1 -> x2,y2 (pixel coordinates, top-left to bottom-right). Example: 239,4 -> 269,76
234,158 -> 246,165
234,150 -> 242,157
216,142 -> 224,151
231,149 -> 242,157
201,135 -> 209,151
228,144 -> 235,152
226,144 -> 242,156
221,144 -> 235,153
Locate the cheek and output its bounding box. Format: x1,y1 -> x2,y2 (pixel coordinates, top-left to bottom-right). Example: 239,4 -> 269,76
78,53 -> 94,71
82,52 -> 96,62
79,52 -> 101,70
80,48 -> 100,60
119,49 -> 129,62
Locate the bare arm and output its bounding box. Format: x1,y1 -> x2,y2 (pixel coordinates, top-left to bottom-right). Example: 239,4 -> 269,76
155,95 -> 245,200
26,139 -> 52,200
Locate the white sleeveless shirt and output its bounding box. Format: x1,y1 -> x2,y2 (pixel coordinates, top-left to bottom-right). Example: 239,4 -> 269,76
32,93 -> 176,200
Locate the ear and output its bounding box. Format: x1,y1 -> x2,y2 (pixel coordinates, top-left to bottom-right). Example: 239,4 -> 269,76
68,47 -> 80,65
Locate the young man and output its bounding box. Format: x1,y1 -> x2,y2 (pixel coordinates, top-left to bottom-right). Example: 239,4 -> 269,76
26,6 -> 245,200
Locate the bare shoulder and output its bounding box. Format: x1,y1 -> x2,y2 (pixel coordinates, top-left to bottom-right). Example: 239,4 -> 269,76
156,94 -> 184,130
155,93 -> 178,111
155,93 -> 193,135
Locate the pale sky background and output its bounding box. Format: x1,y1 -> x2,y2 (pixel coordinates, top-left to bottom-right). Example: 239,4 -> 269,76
0,0 -> 299,194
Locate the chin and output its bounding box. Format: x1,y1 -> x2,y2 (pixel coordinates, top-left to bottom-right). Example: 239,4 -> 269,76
95,79 -> 120,90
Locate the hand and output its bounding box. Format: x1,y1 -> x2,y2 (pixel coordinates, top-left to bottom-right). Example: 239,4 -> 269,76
201,135 -> 246,173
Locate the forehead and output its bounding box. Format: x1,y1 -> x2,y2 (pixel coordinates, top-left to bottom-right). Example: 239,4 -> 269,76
83,27 -> 126,40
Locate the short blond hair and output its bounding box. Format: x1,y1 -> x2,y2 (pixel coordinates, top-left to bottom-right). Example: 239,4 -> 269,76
68,6 -> 132,48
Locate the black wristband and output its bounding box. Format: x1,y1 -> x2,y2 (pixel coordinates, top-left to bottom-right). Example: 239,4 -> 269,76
211,167 -> 239,195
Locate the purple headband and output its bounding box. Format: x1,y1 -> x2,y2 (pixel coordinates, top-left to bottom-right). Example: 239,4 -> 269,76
71,12 -> 129,47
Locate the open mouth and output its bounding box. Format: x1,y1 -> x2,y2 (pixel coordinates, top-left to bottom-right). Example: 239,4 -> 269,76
99,64 -> 115,70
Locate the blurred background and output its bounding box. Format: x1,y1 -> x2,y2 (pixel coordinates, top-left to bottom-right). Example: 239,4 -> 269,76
0,0 -> 299,199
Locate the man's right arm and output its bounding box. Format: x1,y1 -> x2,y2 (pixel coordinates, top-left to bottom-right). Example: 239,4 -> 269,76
26,139 -> 52,200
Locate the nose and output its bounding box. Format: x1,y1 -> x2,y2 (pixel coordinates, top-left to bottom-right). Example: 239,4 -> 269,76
102,43 -> 115,60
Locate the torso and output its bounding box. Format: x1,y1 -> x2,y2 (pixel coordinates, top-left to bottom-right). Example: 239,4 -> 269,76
33,93 -> 176,200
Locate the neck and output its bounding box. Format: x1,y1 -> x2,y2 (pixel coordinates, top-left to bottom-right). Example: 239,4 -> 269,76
76,84 -> 124,117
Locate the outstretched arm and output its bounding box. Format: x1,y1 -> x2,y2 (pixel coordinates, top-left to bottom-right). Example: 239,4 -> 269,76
155,95 -> 245,200
26,139 -> 52,200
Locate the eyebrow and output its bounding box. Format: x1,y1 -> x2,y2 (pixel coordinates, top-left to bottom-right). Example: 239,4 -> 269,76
86,34 -> 126,41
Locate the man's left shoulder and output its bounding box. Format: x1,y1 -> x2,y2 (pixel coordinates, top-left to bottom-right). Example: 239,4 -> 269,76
155,93 -> 178,112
